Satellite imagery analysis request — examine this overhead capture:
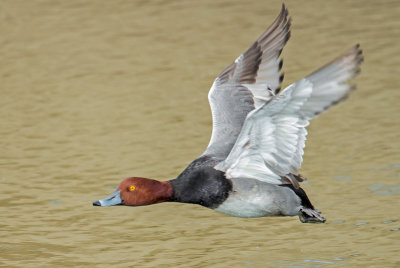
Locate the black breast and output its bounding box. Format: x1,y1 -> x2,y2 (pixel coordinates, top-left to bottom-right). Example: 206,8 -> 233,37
169,155 -> 232,208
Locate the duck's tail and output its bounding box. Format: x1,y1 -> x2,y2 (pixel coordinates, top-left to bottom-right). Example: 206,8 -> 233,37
280,182 -> 326,223
299,207 -> 326,223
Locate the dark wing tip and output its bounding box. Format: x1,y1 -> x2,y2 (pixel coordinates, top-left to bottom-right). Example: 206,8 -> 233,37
281,3 -> 289,18
349,43 -> 363,61
279,73 -> 285,83
216,4 -> 291,89
350,44 -> 364,76
278,59 -> 283,70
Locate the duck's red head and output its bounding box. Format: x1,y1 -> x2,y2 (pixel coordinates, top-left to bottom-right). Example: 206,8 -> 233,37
93,177 -> 173,207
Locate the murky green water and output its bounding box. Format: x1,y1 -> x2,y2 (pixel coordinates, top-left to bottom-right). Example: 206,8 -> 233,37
1,0 -> 399,267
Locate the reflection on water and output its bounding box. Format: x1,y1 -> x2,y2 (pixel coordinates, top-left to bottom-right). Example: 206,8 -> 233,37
272,258 -> 347,267
332,175 -> 352,182
354,222 -> 368,226
1,0 -> 400,267
367,184 -> 400,195
371,164 -> 400,171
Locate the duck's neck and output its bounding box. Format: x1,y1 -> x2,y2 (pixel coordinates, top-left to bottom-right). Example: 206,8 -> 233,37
152,180 -> 174,203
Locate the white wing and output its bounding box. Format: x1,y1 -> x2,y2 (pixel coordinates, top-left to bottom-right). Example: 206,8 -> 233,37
204,4 -> 291,158
215,45 -> 363,187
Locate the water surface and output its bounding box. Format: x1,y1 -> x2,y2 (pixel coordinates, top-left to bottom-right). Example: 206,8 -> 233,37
1,0 -> 399,267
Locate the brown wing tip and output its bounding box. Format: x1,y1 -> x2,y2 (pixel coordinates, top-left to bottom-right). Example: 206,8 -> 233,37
347,44 -> 364,64
312,44 -> 364,81
269,3 -> 290,31
346,44 -> 364,78
281,3 -> 289,18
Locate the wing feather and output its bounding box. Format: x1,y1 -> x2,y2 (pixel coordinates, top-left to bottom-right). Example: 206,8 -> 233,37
299,44 -> 363,119
215,45 -> 363,187
204,4 -> 291,157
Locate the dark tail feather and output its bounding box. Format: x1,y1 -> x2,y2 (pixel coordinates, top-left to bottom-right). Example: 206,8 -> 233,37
279,184 -> 314,209
280,183 -> 326,223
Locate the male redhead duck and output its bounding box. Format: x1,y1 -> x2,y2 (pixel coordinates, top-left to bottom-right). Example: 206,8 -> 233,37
93,5 -> 363,223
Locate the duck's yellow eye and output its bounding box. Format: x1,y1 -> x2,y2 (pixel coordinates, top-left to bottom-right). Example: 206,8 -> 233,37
129,185 -> 136,191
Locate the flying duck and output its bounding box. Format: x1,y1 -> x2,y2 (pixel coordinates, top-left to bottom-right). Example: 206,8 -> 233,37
93,4 -> 363,223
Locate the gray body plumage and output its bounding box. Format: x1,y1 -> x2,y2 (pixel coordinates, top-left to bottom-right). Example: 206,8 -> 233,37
214,178 -> 302,218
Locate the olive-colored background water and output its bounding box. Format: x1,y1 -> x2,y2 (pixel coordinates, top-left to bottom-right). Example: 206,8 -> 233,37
1,0 -> 399,267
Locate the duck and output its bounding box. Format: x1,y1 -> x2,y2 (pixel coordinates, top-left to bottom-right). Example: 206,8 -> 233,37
93,4 -> 363,223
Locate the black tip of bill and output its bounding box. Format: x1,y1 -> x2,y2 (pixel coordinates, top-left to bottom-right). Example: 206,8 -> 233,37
92,190 -> 123,207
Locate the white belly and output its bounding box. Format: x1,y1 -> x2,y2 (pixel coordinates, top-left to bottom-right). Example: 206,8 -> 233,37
214,179 -> 302,218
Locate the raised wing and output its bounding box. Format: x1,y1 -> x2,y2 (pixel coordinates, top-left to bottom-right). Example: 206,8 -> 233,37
204,4 -> 291,158
298,44 -> 363,119
215,45 -> 363,187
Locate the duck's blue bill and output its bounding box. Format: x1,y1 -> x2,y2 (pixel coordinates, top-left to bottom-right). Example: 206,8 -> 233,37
93,190 -> 123,206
